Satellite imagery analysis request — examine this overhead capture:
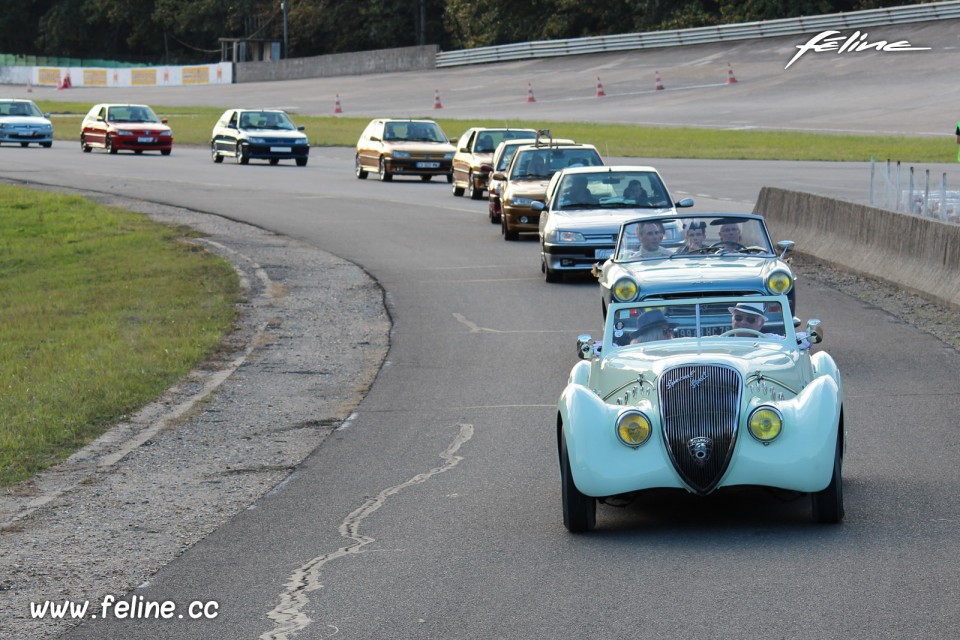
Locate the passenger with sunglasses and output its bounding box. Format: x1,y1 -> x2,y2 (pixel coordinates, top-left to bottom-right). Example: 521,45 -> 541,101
727,301 -> 768,336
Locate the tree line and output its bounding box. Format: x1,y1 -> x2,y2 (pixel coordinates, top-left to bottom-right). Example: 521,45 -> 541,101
0,0 -> 920,65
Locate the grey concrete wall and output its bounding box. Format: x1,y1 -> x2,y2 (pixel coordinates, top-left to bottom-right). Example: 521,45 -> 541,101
755,187 -> 960,310
235,45 -> 438,83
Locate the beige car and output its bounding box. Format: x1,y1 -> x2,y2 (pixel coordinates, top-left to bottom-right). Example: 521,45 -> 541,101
451,127 -> 536,199
487,136 -> 574,225
355,118 -> 455,182
495,133 -> 603,240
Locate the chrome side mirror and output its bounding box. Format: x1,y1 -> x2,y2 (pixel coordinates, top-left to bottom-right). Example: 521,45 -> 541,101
805,319 -> 823,344
777,240 -> 795,259
577,334 -> 594,360
676,197 -> 695,208
531,201 -> 545,212
793,316 -> 801,328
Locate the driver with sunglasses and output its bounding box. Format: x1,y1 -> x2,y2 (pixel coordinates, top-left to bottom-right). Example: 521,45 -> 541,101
727,301 -> 768,336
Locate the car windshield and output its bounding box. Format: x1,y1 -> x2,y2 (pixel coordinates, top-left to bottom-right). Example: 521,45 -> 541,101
474,129 -> 537,153
238,111 -> 296,130
509,148 -> 602,179
107,106 -> 160,123
614,215 -> 776,261
0,101 -> 42,117
607,297 -> 789,349
556,170 -> 671,210
383,121 -> 446,142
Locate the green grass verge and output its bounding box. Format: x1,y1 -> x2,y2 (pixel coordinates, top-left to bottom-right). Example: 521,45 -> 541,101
0,185 -> 239,487
37,100 -> 953,163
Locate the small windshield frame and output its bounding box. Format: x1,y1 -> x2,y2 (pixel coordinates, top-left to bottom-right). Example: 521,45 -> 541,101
613,214 -> 776,262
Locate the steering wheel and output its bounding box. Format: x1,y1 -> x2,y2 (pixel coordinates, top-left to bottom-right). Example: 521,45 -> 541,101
719,328 -> 765,337
710,241 -> 747,251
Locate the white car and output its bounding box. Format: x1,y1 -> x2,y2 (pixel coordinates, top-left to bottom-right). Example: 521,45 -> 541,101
536,165 -> 693,282
0,99 -> 53,148
210,108 -> 309,166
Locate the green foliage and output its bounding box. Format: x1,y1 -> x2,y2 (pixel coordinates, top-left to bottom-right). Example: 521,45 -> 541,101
0,185 -> 239,486
1,0 -> 926,62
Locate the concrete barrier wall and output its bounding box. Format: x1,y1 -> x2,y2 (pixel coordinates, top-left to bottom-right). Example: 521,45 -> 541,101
755,187 -> 960,310
235,45 -> 438,83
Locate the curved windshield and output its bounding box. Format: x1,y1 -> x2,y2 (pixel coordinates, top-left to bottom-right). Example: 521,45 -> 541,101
0,101 -> 43,117
239,111 -> 296,130
614,215 -> 775,261
509,148 -> 601,179
383,121 -> 447,142
107,105 -> 161,123
556,170 -> 670,210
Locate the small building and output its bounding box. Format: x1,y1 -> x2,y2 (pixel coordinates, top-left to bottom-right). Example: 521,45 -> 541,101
219,38 -> 282,63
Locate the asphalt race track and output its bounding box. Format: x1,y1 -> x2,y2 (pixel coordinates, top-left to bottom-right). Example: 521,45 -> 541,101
5,20 -> 960,639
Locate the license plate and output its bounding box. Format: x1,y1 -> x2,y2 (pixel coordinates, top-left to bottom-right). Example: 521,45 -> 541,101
676,325 -> 730,338
416,161 -> 440,168
270,146 -> 292,153
137,136 -> 154,143
594,249 -> 614,260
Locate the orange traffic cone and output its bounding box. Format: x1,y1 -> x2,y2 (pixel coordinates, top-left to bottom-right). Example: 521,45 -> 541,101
526,83 -> 536,103
596,77 -> 606,97
334,94 -> 342,114
654,71 -> 664,91
726,63 -> 738,84
433,89 -> 443,109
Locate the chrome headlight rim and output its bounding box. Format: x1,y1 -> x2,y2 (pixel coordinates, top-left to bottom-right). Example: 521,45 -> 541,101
616,410 -> 653,448
611,276 -> 639,302
747,406 -> 784,443
765,269 -> 794,295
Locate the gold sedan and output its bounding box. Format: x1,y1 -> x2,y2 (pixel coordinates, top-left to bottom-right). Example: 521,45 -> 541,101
355,118 -> 456,182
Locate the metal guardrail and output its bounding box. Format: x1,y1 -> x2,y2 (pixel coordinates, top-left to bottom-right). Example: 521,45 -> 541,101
436,1 -> 960,67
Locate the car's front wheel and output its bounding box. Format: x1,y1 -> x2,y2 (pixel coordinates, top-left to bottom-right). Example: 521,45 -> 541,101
502,216 -> 518,241
421,175 -> 432,182
452,177 -> 464,196
81,135 -> 91,153
40,142 -> 52,148
355,155 -> 368,179
106,136 -> 117,154
560,430 -> 596,533
812,434 -> 844,523
543,255 -> 562,283
468,172 -> 483,200
211,143 -> 223,163
296,157 -> 308,167
378,157 -> 392,181
235,143 -> 249,165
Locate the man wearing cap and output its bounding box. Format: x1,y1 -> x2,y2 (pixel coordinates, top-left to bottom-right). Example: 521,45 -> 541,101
628,309 -> 677,344
727,301 -> 768,337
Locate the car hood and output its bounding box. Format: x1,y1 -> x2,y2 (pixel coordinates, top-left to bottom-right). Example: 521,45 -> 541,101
505,179 -> 551,198
616,255 -> 785,288
386,141 -> 456,153
240,129 -> 306,140
110,123 -> 171,133
548,207 -> 675,232
0,116 -> 51,126
595,343 -> 804,398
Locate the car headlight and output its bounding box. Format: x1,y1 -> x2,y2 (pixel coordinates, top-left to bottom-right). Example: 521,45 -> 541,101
612,277 -> 639,302
443,152 -> 454,159
392,151 -> 411,158
509,197 -> 534,207
159,130 -> 172,136
616,411 -> 652,447
116,129 -> 134,135
294,137 -> 308,145
748,407 -> 783,442
766,270 -> 793,295
551,231 -> 585,243
248,137 -> 265,144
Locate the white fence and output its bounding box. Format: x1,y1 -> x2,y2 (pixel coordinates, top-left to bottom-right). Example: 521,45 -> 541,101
436,1 -> 960,67
870,159 -> 960,222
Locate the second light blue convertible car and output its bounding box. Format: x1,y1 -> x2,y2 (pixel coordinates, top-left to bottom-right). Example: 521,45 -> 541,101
557,294 -> 844,532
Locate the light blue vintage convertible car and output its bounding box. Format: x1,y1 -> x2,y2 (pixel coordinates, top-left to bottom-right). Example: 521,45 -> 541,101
557,294 -> 844,532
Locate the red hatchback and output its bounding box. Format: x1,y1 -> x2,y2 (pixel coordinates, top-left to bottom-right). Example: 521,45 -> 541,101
80,103 -> 173,155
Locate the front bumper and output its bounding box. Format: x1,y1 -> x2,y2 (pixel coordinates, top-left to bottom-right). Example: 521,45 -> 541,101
111,134 -> 172,152
246,144 -> 309,160
543,243 -> 614,272
502,206 -> 540,232
0,130 -> 53,145
386,158 -> 452,176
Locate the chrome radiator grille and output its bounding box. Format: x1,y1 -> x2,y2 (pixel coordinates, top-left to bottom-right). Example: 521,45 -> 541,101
659,364 -> 742,494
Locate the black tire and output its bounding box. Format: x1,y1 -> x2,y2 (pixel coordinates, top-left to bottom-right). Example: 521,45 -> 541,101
135,149 -> 143,155
812,435 -> 844,523
106,136 -> 117,154
355,155 -> 368,179
211,143 -> 223,163
160,149 -> 171,156
452,179 -> 465,197
379,157 -> 392,181
41,141 -> 52,148
20,142 -> 28,148
468,172 -> 483,200
544,256 -> 562,283
489,201 -> 500,224
502,217 -> 518,241
81,136 -> 91,153
296,157 -> 308,167
236,143 -> 248,165
421,174 -> 432,182
560,431 -> 596,533
270,158 -> 280,165
446,172 -> 453,184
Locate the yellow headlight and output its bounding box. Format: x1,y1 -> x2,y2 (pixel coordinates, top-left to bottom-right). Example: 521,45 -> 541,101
748,407 -> 783,442
766,271 -> 793,294
616,411 -> 652,447
612,278 -> 639,302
